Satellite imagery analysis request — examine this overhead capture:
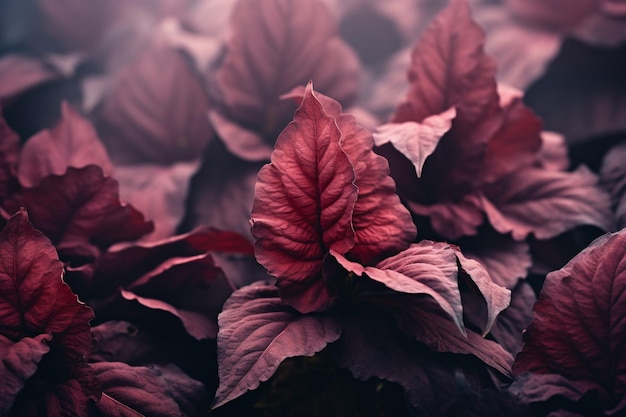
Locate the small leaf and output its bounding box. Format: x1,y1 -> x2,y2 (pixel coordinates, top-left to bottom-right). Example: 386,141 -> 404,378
373,107 -> 455,177
214,282 -> 342,408
0,111 -> 19,201
18,102 -> 113,187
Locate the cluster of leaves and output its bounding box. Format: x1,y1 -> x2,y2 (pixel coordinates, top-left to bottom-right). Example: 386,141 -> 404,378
1,0 -> 625,416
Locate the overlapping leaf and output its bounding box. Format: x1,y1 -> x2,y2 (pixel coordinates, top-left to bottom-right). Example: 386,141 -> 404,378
0,111 -> 19,202
0,209 -> 98,416
214,282 -> 342,408
212,0 -> 360,160
251,84 -> 358,313
18,102 -> 113,187
513,229 -> 626,414
3,166 -> 153,261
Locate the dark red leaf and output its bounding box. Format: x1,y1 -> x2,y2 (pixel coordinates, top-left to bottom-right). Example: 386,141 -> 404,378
213,0 -> 360,160
4,166 -> 153,259
482,166 -> 614,240
513,229 -> 626,414
0,111 -> 19,202
92,362 -> 208,417
333,306 -> 505,415
214,282 -> 342,408
18,102 -> 113,187
97,35 -> 213,164
251,84 -> 357,313
0,208 -> 99,416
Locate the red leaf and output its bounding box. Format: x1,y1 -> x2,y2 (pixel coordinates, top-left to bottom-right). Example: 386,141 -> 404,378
214,282 -> 342,408
251,84 -> 358,313
482,166 -> 614,240
18,102 -> 113,187
0,111 -> 19,201
513,229 -> 626,413
0,208 -> 99,415
97,36 -> 213,164
4,166 -> 153,258
214,0 -> 360,160
408,193 -> 484,240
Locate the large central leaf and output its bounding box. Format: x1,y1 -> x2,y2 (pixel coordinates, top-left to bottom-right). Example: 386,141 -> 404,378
251,84 -> 357,313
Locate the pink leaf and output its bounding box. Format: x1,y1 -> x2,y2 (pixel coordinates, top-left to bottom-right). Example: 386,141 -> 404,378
214,282 -> 342,408
489,281 -> 536,355
18,102 -> 113,187
373,107 -> 455,177
214,0 -> 360,159
97,36 -> 213,164
0,55 -> 59,105
251,84 -> 357,313
482,166 -> 614,240
409,193 -> 484,240
514,229 -> 626,414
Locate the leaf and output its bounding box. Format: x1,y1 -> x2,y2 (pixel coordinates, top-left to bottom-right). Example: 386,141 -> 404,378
461,233 -> 532,289
489,281 -> 536,356
373,107 -> 455,177
0,334 -> 52,412
0,111 -> 19,201
0,208 -> 99,416
97,35 -> 213,164
482,166 -> 614,240
4,166 -> 153,259
601,141 -> 626,229
513,229 -> 626,414
92,362 -> 209,417
0,55 -> 59,105
251,83 -> 357,313
348,241 -> 466,334
333,306 -> 505,416
214,0 -> 360,159
115,159 -> 201,241
18,102 -> 114,187
214,282 -> 342,408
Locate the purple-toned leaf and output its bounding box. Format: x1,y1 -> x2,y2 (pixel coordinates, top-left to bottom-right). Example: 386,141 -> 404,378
537,131 -> 569,172
462,233 -> 532,289
0,208 -> 99,416
18,102 -> 113,187
489,281 -> 536,355
454,248 -> 511,335
4,166 -> 153,259
0,55 -> 58,105
97,35 -> 213,164
349,242 -> 466,333
601,141 -> 626,229
333,306 -> 504,415
513,229 -> 626,414
213,0 -> 360,159
0,111 -> 19,201
373,107 -> 455,177
408,193 -> 484,240
482,166 -> 614,240
214,282 -> 342,408
115,160 -> 201,241
251,84 -> 357,313
0,334 -> 52,411
92,362 -> 208,417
